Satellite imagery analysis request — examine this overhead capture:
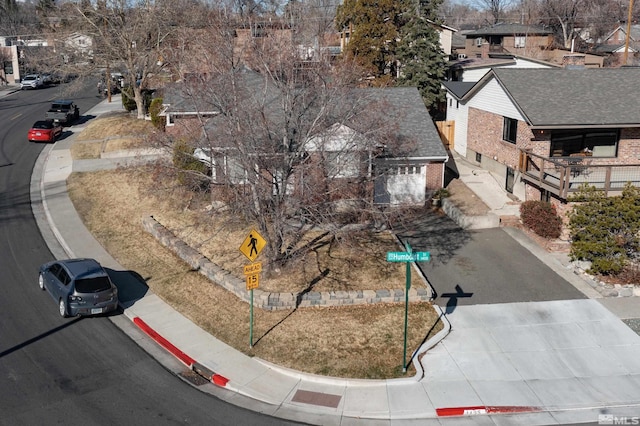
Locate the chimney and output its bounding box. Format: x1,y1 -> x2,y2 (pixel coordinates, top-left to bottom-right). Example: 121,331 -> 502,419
563,54 -> 586,69
481,41 -> 490,59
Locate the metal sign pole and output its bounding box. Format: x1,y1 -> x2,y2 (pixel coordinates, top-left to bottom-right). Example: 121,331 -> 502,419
402,242 -> 412,373
250,288 -> 254,348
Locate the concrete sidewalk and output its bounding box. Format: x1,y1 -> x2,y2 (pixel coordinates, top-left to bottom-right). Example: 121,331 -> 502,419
32,96 -> 640,425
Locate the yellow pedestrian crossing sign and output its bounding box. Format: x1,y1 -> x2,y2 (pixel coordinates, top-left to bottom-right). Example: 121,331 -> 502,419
239,229 -> 266,262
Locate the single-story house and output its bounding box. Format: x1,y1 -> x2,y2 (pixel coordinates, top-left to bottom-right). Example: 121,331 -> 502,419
160,69 -> 448,207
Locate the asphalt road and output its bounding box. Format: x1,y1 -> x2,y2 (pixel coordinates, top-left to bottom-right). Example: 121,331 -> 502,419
394,211 -> 586,311
0,83 -> 296,425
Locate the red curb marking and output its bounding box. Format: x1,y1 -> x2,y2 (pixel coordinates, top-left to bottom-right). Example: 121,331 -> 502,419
212,374 -> 229,387
436,405 -> 541,417
133,317 -> 196,368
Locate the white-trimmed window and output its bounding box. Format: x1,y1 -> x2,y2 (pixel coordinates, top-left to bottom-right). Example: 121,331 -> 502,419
514,36 -> 526,48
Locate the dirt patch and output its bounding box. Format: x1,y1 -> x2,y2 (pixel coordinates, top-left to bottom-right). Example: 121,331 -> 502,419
66,118 -> 444,379
444,179 -> 491,216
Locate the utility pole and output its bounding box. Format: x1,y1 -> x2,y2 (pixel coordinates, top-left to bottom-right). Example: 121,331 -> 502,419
105,17 -> 111,103
623,0 -> 635,66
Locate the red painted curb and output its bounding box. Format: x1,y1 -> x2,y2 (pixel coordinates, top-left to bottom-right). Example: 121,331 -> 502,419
133,317 -> 196,368
436,405 -> 541,417
212,374 -> 229,387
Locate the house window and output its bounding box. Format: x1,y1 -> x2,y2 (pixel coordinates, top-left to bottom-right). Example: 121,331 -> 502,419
514,36 -> 526,48
475,37 -> 483,47
3,61 -> 13,75
166,114 -> 174,126
327,151 -> 359,178
549,129 -> 619,158
503,117 -> 518,144
475,152 -> 482,163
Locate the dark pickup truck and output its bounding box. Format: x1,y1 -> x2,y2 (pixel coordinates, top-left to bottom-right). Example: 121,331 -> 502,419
45,100 -> 80,124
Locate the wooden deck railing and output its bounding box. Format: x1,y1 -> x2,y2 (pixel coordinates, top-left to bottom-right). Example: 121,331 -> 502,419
519,149 -> 640,199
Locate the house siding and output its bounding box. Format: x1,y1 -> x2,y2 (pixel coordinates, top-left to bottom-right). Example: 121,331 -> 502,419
467,78 -> 524,120
445,93 -> 469,157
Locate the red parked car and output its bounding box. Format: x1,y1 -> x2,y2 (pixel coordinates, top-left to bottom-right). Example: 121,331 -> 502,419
28,120 -> 63,143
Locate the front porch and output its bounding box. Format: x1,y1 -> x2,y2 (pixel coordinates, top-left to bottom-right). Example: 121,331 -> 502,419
519,150 -> 640,200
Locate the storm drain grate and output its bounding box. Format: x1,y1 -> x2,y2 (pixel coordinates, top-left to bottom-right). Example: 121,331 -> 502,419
179,369 -> 210,386
291,389 -> 341,408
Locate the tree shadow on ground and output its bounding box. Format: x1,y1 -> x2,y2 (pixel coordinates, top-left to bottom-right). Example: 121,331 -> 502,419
252,268 -> 330,347
390,207 -> 473,267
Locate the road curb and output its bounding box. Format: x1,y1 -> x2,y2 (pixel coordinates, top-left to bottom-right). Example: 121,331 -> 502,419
132,316 -> 231,388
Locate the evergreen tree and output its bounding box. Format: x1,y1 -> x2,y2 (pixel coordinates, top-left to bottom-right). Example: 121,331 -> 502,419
569,183 -> 640,275
396,0 -> 447,113
335,0 -> 408,85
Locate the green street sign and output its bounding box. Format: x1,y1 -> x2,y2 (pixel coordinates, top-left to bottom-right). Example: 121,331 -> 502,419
386,251 -> 431,262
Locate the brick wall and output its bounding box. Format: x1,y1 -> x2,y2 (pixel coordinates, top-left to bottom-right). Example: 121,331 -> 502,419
426,162 -> 444,190
467,107 -> 538,170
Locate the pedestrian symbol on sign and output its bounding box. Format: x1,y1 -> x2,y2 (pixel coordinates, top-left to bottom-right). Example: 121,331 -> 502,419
239,229 -> 266,262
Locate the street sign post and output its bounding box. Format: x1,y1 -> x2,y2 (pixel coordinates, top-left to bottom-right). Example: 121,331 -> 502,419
386,243 -> 431,373
239,229 -> 266,262
386,251 -> 431,262
246,273 -> 259,290
240,230 -> 267,348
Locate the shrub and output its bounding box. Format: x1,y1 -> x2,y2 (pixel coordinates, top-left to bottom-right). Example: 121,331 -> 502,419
149,98 -> 165,130
172,140 -> 209,190
520,200 -> 562,239
121,86 -> 137,111
569,183 -> 640,275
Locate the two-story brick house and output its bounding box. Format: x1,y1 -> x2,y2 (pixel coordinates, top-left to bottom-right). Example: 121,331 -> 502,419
446,66 -> 640,207
460,23 -> 555,58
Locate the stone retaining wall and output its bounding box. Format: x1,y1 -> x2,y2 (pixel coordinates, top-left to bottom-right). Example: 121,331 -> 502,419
142,216 -> 433,310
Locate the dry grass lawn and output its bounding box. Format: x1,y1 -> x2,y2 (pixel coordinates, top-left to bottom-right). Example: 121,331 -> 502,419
66,117 -> 444,379
71,113 -> 156,159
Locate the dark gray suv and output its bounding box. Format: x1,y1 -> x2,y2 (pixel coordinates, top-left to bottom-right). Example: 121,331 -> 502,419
39,258 -> 119,317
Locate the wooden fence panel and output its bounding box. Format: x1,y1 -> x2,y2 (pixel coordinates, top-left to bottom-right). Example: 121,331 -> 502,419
435,120 -> 454,150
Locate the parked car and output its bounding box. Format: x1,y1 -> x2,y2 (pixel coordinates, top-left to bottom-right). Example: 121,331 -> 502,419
38,258 -> 119,318
20,74 -> 43,90
40,73 -> 53,85
28,120 -> 63,143
45,100 -> 80,124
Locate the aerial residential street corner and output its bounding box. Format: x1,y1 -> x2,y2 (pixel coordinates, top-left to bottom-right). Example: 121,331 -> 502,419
20,88 -> 640,425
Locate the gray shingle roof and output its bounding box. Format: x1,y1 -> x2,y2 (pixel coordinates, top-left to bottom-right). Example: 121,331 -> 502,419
357,87 -> 448,159
442,81 -> 475,99
487,67 -> 640,127
164,73 -> 448,159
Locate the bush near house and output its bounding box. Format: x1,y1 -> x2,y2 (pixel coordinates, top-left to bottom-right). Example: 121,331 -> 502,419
172,139 -> 209,190
520,200 -> 562,239
569,183 -> 640,275
149,98 -> 164,130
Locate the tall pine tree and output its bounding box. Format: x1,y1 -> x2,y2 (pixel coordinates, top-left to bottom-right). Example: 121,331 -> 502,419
396,0 -> 447,114
335,0 -> 408,85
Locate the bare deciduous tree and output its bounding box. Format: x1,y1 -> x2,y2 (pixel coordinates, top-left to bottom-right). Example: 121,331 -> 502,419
158,17 -> 418,272
70,0 -> 178,118
472,0 -> 516,24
